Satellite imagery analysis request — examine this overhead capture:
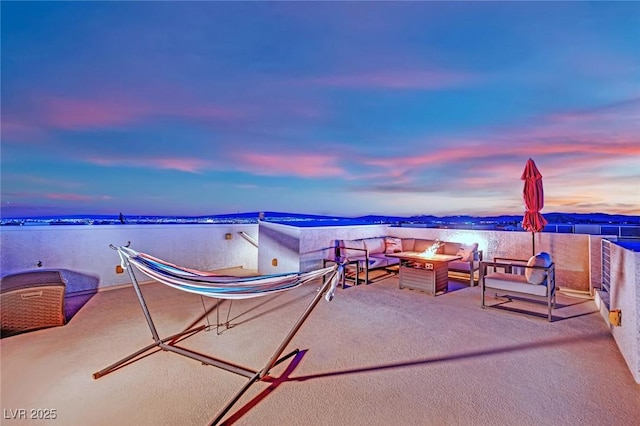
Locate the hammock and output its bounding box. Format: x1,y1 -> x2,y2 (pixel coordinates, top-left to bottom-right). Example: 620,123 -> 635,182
94,244 -> 343,426
116,246 -> 339,300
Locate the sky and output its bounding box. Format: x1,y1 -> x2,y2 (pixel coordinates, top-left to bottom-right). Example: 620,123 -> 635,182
1,1 -> 639,218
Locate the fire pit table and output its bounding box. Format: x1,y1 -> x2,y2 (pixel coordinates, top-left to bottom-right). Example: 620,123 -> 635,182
386,252 -> 462,295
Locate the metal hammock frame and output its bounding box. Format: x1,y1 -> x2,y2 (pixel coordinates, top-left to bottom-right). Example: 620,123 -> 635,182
93,244 -> 342,425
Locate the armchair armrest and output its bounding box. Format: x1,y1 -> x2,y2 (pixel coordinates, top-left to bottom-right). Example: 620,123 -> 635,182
493,257 -> 528,264
337,246 -> 368,262
481,260 -> 555,288
320,245 -> 340,262
481,257 -> 529,274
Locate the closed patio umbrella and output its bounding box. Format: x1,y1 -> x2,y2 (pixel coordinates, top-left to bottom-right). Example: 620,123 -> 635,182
521,158 -> 547,255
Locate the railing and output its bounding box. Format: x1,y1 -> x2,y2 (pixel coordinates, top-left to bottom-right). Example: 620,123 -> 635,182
239,231 -> 259,248
544,224 -> 640,238
397,223 -> 640,238
601,239 -> 611,294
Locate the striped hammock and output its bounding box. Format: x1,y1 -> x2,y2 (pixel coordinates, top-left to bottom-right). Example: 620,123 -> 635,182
115,246 -> 340,301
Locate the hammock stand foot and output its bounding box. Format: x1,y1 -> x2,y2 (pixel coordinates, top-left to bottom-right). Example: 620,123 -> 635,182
96,247 -> 342,426
210,347 -> 300,426
92,325 -> 206,379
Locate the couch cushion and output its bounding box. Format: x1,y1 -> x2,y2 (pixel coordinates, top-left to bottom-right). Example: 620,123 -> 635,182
364,237 -> 386,255
349,254 -> 397,269
369,254 -> 397,268
413,240 -> 441,253
448,260 -> 471,272
384,237 -> 403,254
456,243 -> 478,262
341,239 -> 366,258
401,238 -> 415,252
525,252 -> 552,285
443,242 -> 462,256
484,272 -> 548,297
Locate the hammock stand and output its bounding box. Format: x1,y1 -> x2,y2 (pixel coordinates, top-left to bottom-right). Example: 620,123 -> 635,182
93,244 -> 343,425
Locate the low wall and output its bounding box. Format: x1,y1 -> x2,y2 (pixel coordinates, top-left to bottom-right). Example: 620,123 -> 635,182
257,222 -> 390,274
595,242 -> 640,384
0,224 -> 259,293
258,223 -> 596,292
388,227 -> 599,293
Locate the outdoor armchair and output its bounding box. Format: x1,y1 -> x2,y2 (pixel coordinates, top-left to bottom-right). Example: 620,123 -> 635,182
480,252 -> 556,321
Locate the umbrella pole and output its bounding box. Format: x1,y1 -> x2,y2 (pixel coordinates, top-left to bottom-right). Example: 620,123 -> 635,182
532,232 -> 535,255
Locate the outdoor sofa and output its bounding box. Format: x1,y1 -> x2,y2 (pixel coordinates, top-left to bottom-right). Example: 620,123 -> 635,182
328,237 -> 482,287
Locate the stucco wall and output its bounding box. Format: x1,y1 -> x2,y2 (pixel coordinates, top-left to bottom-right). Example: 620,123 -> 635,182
257,223 -> 595,293
257,222 -> 389,274
0,224 -> 259,293
257,222 -> 302,274
602,242 -> 639,383
387,227 -> 594,293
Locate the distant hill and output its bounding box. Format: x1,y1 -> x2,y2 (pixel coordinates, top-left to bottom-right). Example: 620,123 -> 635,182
355,212 -> 639,225
2,211 -> 639,225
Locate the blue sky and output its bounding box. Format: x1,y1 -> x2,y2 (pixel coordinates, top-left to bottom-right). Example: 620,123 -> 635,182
2,1 -> 639,218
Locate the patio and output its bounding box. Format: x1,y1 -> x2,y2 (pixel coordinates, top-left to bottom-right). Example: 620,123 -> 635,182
2,273 -> 638,425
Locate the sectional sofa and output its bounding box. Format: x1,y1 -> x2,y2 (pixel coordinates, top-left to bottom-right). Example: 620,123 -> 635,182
331,236 -> 482,287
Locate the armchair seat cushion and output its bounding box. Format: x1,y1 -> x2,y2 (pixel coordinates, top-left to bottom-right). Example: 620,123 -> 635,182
484,272 -> 549,297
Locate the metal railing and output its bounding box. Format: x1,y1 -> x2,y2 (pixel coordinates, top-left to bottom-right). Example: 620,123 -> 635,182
544,224 -> 640,238
601,239 -> 611,294
238,231 -> 258,248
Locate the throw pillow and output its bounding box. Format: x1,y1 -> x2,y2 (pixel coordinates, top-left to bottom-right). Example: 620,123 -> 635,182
525,252 -> 552,285
385,237 -> 403,254
456,243 -> 478,262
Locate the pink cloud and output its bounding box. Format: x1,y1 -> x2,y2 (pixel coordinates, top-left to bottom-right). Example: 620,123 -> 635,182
146,158 -> 212,173
86,156 -> 211,173
33,93 -> 242,131
237,152 -> 344,177
0,118 -> 45,141
354,101 -> 640,192
45,193 -> 112,201
42,97 -> 150,129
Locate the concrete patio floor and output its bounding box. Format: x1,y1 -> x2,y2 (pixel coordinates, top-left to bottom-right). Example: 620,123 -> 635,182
1,273 -> 639,425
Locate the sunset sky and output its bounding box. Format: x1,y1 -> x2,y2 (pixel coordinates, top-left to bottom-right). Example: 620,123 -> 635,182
2,1 -> 639,218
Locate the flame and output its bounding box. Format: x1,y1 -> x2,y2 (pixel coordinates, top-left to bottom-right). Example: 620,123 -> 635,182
421,241 -> 442,258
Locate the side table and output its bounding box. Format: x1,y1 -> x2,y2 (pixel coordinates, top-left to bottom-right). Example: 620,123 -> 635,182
323,258 -> 361,288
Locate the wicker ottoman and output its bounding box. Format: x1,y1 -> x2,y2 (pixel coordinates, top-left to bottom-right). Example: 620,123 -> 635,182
1,271 -> 66,337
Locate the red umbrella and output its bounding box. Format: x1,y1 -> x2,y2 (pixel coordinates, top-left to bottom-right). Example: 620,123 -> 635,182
521,158 -> 547,255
